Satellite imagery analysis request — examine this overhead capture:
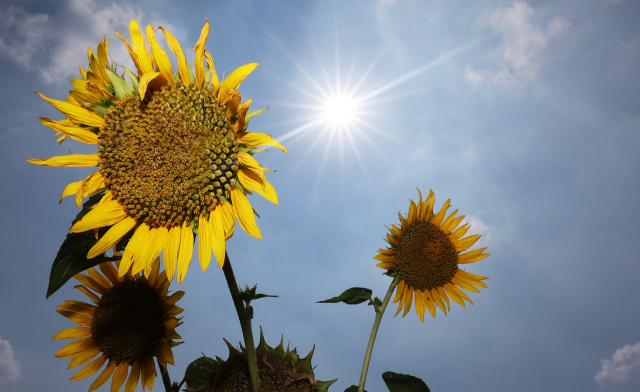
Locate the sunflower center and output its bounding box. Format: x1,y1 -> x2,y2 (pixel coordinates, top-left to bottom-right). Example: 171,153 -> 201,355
91,279 -> 164,365
394,220 -> 459,291
98,81 -> 240,228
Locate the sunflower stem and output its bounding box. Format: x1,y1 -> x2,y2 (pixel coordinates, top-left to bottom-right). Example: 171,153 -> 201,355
222,251 -> 261,392
159,363 -> 173,392
358,275 -> 400,392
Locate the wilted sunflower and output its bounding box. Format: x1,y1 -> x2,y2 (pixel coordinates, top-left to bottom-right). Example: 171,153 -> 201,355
375,189 -> 489,321
53,258 -> 184,392
28,19 -> 287,282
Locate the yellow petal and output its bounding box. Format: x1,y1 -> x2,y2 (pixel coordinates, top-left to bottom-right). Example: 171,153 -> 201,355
155,338 -> 175,366
157,26 -> 190,85
237,132 -> 289,152
129,19 -> 154,75
55,337 -> 95,358
98,262 -> 121,286
395,285 -> 410,316
218,63 -> 258,99
423,189 -> 435,220
52,327 -> 91,340
58,301 -> 95,316
198,214 -> 212,271
237,152 -> 265,185
413,290 -> 426,322
75,171 -> 106,208
119,224 -> 150,275
39,117 -> 98,144
203,50 -> 219,94
373,254 -> 395,262
125,361 -> 140,392
74,285 -> 100,303
432,199 -> 451,226
36,92 -> 105,127
89,360 -> 116,391
458,248 -> 489,264
88,217 -> 136,259
407,199 -> 417,225
111,362 -> 129,392
146,24 -> 173,85
177,222 -> 194,284
457,269 -> 489,281
132,227 -> 157,276
138,71 -> 161,101
230,188 -> 262,239
87,267 -> 112,289
455,234 -> 481,253
393,280 -> 405,304
424,291 -> 437,318
446,283 -> 473,305
194,18 -> 209,88
141,355 -> 156,391
163,226 -> 180,282
56,309 -> 92,326
210,205 -> 226,268
451,276 -> 481,293
74,273 -> 107,295
145,227 -> 169,275
402,288 -> 414,317
449,223 -> 470,241
60,180 -> 81,204
221,201 -> 236,240
148,257 -> 161,288
68,346 -> 100,369
69,199 -> 127,234
436,286 -> 451,311
27,154 -> 98,168
70,355 -> 106,380
115,30 -> 141,77
430,288 -> 448,315
238,170 -> 278,205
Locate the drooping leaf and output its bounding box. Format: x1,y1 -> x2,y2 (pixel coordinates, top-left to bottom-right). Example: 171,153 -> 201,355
382,371 -> 430,392
318,287 -> 374,305
183,355 -> 219,390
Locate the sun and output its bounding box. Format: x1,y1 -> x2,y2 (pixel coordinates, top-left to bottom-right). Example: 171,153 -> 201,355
323,94 -> 357,126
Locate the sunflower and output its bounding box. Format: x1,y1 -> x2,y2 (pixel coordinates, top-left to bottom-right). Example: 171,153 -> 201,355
28,19 -> 287,282
374,189 -> 489,322
53,257 -> 184,392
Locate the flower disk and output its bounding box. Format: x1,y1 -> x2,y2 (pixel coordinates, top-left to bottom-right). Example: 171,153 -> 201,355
99,82 -> 240,228
375,189 -> 490,322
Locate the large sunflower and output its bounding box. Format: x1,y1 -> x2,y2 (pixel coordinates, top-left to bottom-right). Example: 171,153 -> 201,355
53,258 -> 184,392
28,19 -> 287,282
374,189 -> 489,322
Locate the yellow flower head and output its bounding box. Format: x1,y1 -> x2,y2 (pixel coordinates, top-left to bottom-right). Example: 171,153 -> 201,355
28,19 -> 287,282
53,258 -> 184,392
375,189 -> 489,322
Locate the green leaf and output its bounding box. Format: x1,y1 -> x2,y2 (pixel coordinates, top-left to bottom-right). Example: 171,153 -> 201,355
104,68 -> 135,99
318,287 -> 374,305
183,355 -> 219,390
382,371 -> 430,392
344,386 -> 366,392
314,378 -> 338,391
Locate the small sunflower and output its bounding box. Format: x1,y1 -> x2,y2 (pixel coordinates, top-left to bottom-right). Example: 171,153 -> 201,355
375,189 -> 489,322
53,257 -> 184,392
28,19 -> 287,282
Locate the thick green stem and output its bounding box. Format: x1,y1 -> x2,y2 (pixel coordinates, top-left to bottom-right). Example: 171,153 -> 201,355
222,252 -> 261,392
159,363 -> 173,392
358,276 -> 400,392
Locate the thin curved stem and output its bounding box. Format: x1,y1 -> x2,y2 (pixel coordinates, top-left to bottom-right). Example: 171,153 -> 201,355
358,275 -> 400,392
160,363 -> 173,392
222,251 -> 260,392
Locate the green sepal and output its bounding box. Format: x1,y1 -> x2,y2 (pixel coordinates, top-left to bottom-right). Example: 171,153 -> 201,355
299,345 -> 315,374
370,297 -> 383,313
318,287 -> 374,305
204,60 -> 212,85
120,66 -> 139,95
315,379 -> 338,392
382,371 -> 430,392
272,336 -> 285,357
83,102 -> 110,118
260,165 -> 275,173
104,68 -> 135,99
168,340 -> 184,348
238,146 -> 268,155
344,386 -> 366,392
255,326 -> 273,355
175,52 -> 196,84
182,355 -> 219,390
243,107 -> 268,131
223,338 -> 244,363
235,284 -> 278,307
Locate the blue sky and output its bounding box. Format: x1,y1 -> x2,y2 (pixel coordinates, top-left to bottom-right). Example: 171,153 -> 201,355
1,0 -> 639,391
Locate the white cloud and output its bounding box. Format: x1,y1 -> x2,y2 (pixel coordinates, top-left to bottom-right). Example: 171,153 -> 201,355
0,337 -> 21,382
0,0 -> 177,84
466,1 -> 570,86
595,342 -> 640,391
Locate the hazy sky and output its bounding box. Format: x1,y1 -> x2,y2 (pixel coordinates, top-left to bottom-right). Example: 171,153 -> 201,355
1,0 -> 639,391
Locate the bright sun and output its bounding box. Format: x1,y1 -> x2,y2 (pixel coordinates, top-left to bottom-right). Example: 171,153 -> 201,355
323,95 -> 357,126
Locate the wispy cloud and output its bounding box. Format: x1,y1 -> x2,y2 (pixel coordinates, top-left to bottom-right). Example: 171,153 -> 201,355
0,337 -> 21,382
595,342 -> 640,391
466,1 -> 569,87
0,0 -> 176,84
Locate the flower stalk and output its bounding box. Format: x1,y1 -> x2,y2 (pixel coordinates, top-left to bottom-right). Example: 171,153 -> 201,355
221,252 -> 261,392
358,275 -> 400,392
